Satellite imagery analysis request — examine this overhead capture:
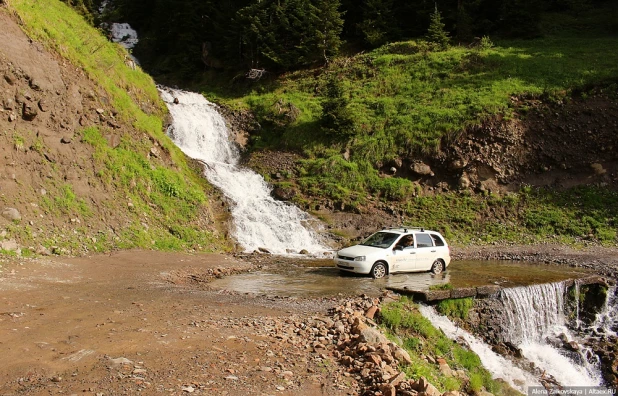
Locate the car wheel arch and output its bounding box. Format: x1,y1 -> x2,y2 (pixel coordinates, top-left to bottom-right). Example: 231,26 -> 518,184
374,260 -> 390,274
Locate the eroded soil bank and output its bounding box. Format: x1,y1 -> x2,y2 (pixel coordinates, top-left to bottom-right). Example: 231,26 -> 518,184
1,245 -> 617,395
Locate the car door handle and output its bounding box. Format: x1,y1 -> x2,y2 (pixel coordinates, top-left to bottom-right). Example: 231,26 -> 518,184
409,252 -> 416,254
431,250 -> 436,252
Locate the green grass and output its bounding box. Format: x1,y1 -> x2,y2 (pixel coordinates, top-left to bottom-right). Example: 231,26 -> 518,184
80,126 -> 220,252
380,298 -> 518,395
436,298 -> 475,320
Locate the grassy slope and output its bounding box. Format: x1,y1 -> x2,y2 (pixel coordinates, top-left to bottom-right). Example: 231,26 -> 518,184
380,298 -> 520,396
196,8 -> 618,246
8,0 -> 227,254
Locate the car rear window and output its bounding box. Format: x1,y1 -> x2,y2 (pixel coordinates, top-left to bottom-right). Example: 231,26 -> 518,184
430,234 -> 445,246
415,233 -> 434,248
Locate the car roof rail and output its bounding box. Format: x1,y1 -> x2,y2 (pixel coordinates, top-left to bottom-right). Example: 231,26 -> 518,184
384,226 -> 425,232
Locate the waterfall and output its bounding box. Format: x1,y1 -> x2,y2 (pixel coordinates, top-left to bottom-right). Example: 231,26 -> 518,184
590,285 -> 618,337
500,282 -> 602,386
159,88 -> 329,255
418,305 -> 540,393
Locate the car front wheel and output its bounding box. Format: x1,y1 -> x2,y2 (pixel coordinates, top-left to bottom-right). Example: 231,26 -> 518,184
430,260 -> 444,275
371,262 -> 387,279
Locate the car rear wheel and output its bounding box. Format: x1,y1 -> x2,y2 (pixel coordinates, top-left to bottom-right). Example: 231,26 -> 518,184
371,262 -> 387,279
430,260 -> 444,275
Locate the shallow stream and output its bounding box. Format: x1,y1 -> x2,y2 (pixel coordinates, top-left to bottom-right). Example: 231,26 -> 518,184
210,259 -> 591,297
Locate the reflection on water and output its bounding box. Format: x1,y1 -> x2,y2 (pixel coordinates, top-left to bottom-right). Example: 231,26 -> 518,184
210,259 -> 591,298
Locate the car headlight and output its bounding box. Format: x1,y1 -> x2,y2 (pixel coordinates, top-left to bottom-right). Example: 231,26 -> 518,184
354,256 -> 366,262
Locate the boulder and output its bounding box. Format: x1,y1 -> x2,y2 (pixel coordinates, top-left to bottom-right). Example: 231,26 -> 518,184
2,208 -> 21,222
392,345 -> 412,365
358,323 -> 390,345
272,187 -> 296,201
411,162 -> 434,176
0,239 -> 19,252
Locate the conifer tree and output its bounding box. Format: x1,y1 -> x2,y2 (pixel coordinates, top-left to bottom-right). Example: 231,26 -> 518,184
315,0 -> 345,63
321,75 -> 356,138
427,5 -> 450,50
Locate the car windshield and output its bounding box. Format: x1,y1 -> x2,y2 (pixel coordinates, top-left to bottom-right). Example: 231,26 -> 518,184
360,232 -> 400,249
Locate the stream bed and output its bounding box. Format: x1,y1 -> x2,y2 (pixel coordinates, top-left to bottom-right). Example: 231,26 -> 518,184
210,259 -> 592,297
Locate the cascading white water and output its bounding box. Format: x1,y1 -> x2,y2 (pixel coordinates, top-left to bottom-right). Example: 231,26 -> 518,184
590,285 -> 618,337
500,282 -> 602,386
159,88 -> 329,255
418,304 -> 540,393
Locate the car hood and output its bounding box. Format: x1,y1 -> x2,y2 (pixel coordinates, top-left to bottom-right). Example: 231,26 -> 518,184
337,245 -> 387,257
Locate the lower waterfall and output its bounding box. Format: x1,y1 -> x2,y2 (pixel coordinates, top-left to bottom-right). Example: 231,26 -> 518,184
500,282 -> 602,386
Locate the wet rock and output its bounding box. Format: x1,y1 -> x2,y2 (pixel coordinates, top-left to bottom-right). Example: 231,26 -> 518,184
450,287 -> 476,299
299,249 -> 309,255
476,285 -> 501,297
565,340 -> 580,351
272,186 -> 296,201
2,207 -> 21,222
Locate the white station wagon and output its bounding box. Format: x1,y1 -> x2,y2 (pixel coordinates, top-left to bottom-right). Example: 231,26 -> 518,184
335,227 -> 451,279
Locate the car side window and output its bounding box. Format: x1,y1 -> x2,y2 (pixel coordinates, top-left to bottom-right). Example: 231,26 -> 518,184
415,233 -> 434,248
430,234 -> 445,246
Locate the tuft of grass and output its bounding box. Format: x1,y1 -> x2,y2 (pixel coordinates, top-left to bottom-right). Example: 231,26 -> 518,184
429,283 -> 453,291
436,298 -> 475,320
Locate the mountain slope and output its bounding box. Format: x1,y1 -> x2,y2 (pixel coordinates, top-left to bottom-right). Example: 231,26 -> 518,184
0,2 -> 229,256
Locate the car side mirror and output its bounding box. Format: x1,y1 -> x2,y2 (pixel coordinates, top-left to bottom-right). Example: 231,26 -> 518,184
394,245 -> 403,251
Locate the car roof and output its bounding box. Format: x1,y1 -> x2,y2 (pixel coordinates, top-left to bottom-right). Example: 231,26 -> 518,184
380,227 -> 441,235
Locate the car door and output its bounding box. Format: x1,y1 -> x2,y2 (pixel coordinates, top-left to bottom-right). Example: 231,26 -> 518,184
414,233 -> 436,270
391,235 -> 417,272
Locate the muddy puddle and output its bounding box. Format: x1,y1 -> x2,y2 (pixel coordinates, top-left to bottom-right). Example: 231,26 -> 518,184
210,259 -> 592,298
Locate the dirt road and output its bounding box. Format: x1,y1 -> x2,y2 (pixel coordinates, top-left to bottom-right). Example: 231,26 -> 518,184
0,251 -> 351,396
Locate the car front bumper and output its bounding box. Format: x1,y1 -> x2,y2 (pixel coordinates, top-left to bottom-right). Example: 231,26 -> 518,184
334,259 -> 372,274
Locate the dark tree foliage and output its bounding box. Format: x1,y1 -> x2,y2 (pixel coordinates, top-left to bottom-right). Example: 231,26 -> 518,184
427,6 -> 450,49
357,0 -> 399,47
236,0 -> 344,70
321,75 -> 356,138
64,0 -> 605,75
